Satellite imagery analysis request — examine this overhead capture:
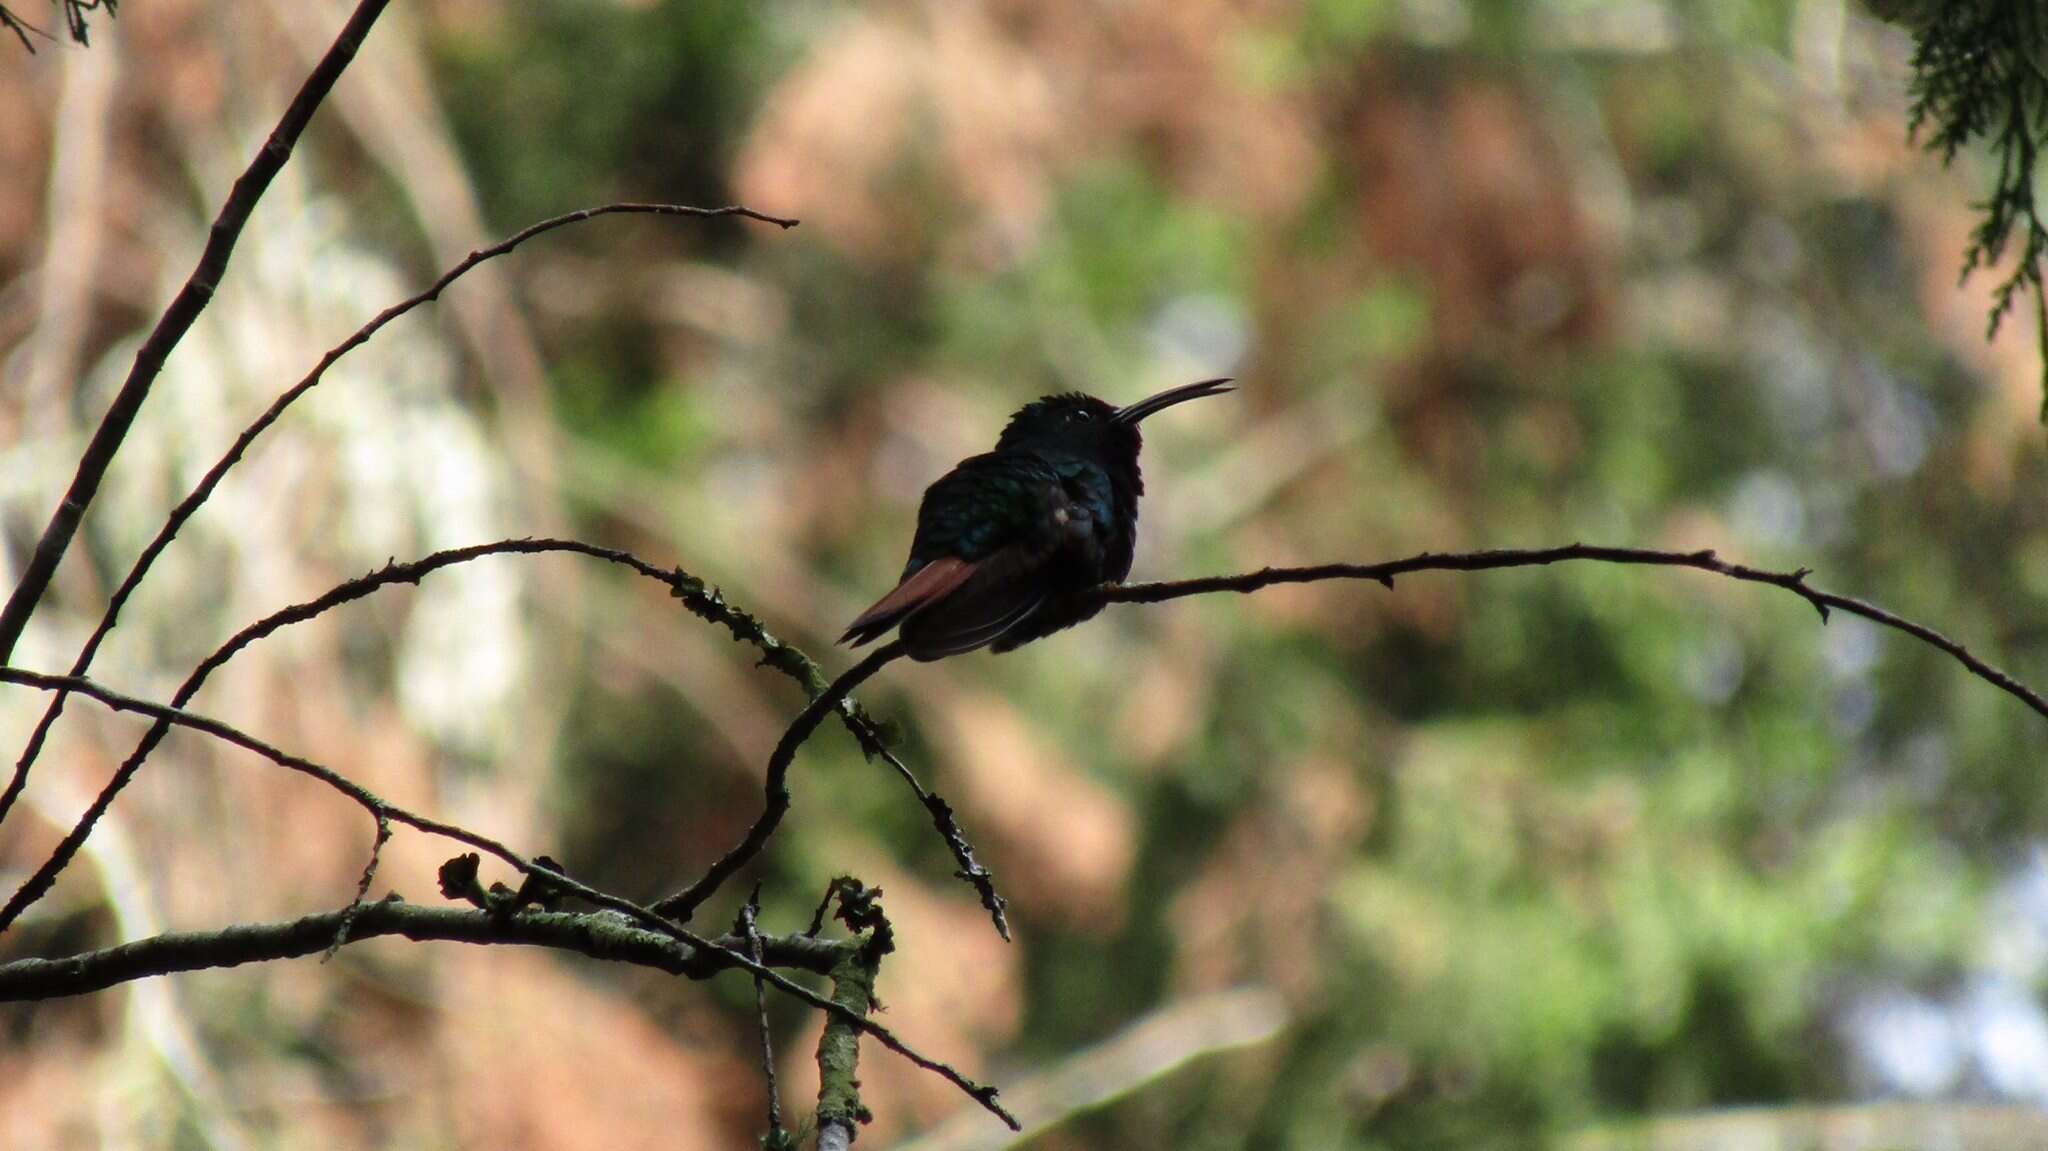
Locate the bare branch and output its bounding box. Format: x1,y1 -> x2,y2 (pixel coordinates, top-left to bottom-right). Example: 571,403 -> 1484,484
0,902 -> 842,1003
670,540 -> 2046,927
740,888 -> 792,1149
1092,544 -> 2048,722
0,666 -> 690,944
0,0 -> 390,664
324,812 -> 391,960
0,667 -> 392,813
814,879 -> 894,1151
872,751 -> 1010,940
0,202 -> 798,833
664,574 -> 1009,935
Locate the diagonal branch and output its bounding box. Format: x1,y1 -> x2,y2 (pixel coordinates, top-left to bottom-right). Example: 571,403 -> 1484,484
1092,544 -> 2048,722
671,540 -> 2047,926
0,0 -> 390,665
665,576 -> 1008,936
0,203 -> 797,833
654,541 -> 2045,929
869,746 -> 1010,940
0,902 -> 843,1002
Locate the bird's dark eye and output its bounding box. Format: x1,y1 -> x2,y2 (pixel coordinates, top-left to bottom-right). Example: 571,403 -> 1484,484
1070,409 -> 1093,423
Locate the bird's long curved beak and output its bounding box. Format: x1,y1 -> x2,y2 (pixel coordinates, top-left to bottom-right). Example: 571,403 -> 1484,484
1112,377 -> 1234,426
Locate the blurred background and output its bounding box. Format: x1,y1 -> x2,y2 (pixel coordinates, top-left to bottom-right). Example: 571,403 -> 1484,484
2,0 -> 2047,1147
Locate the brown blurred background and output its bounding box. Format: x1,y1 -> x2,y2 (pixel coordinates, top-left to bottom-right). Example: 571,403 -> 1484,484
3,1 -> 2048,1148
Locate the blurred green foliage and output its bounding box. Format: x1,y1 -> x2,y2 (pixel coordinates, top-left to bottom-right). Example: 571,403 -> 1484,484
435,0 -> 771,223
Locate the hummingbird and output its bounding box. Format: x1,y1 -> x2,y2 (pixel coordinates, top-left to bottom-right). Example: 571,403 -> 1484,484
841,378 -> 1233,661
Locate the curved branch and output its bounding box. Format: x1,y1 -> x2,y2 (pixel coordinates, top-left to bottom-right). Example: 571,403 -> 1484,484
0,0 -> 390,664
1092,544 -> 2048,721
666,575 -> 1008,935
0,902 -> 841,1002
654,541 -> 2048,931
653,643 -> 907,922
0,202 -> 798,832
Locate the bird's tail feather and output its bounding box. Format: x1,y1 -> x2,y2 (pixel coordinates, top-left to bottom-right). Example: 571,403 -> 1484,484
840,546 -> 1050,659
895,545 -> 1046,660
840,556 -> 978,647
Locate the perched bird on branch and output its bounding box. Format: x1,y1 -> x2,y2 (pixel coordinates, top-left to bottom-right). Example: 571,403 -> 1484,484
843,379 -> 1233,660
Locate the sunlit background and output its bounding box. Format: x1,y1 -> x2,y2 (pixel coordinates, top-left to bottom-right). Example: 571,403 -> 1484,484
3,1 -> 2048,1148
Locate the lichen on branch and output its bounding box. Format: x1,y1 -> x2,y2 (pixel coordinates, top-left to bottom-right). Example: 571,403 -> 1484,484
814,878 -> 895,1149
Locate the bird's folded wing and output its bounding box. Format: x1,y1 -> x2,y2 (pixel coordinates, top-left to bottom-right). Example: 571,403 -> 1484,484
840,452 -> 1084,658
840,555 -> 980,647
894,545 -> 1047,660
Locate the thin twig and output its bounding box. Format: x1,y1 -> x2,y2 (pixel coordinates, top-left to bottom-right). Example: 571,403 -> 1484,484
0,4 -> 51,51
0,203 -> 797,833
874,752 -> 1010,940
0,0 -> 390,664
806,879 -> 838,938
741,887 -> 790,1148
1092,544 -> 2048,721
323,812 -> 391,961
663,570 -> 1008,934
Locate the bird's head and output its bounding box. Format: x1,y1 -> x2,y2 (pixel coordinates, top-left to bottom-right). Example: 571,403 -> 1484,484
994,379 -> 1233,460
